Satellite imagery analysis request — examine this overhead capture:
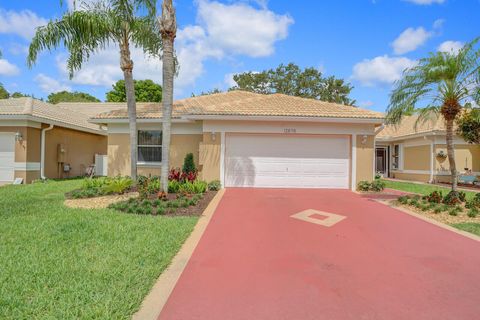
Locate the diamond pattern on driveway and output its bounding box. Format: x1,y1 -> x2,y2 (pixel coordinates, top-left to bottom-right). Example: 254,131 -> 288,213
290,209 -> 346,227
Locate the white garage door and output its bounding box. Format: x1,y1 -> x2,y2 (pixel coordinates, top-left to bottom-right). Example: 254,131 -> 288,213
225,134 -> 350,189
0,133 -> 15,183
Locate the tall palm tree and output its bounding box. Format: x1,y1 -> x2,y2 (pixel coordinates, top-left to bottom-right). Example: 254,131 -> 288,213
27,0 -> 161,181
159,0 -> 176,192
386,38 -> 480,194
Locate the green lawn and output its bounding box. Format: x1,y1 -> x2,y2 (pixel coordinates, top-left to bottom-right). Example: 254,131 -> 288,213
0,180 -> 198,319
451,223 -> 480,236
384,179 -> 478,200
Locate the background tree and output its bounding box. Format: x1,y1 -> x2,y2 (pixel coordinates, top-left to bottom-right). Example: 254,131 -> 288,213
48,90 -> 100,104
159,0 -> 176,192
191,88 -> 223,97
11,92 -> 31,98
386,38 -> 480,195
28,0 -> 162,181
0,85 -> 9,99
457,108 -> 480,144
106,79 -> 162,102
231,63 -> 356,105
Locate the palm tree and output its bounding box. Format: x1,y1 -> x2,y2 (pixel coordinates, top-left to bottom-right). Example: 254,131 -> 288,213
159,0 -> 176,192
27,0 -> 161,181
386,38 -> 480,194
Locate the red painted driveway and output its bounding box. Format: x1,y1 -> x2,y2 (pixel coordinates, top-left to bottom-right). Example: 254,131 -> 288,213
159,189 -> 480,320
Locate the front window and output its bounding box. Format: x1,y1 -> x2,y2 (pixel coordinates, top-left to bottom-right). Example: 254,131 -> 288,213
392,144 -> 400,170
138,130 -> 162,163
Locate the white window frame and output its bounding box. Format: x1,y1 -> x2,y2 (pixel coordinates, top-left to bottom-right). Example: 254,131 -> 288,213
137,130 -> 162,165
392,144 -> 401,170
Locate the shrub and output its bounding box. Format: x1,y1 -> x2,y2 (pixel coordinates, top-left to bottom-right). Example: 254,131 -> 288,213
398,196 -> 409,204
448,208 -> 458,216
168,168 -> 182,182
370,179 -> 386,192
357,181 -> 372,192
433,206 -> 443,214
425,191 -> 443,203
168,180 -> 181,193
443,191 -> 463,206
182,153 -> 196,174
458,191 -> 467,202
467,208 -> 478,218
101,177 -> 133,194
81,177 -> 109,190
208,180 -> 221,191
419,203 -> 429,211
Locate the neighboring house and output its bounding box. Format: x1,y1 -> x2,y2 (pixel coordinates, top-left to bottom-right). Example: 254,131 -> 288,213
91,91 -> 384,190
375,115 -> 480,183
0,97 -> 112,184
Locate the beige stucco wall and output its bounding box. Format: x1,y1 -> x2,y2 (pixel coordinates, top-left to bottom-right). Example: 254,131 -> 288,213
356,135 -> 374,183
108,133 -> 202,177
403,145 -> 431,171
44,126 -> 107,178
435,144 -> 480,172
393,172 -> 431,182
199,132 -> 221,182
14,170 -> 40,183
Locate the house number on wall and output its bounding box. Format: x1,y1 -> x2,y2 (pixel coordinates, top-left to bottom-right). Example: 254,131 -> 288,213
283,128 -> 297,133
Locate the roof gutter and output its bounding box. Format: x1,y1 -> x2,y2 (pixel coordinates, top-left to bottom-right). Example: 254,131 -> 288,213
40,124 -> 54,180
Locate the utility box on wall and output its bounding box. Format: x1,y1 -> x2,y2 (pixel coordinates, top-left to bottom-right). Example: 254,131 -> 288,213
57,144 -> 66,163
95,154 -> 108,176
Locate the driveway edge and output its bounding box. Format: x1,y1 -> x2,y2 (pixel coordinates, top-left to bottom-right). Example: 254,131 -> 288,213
132,189 -> 226,320
377,199 -> 480,243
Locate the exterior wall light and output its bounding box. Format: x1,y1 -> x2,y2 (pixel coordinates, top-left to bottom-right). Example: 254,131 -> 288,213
15,132 -> 23,142
361,135 -> 368,144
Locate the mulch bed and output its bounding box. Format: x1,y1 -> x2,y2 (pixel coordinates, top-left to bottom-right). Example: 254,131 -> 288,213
166,191 -> 217,216
64,192 -> 139,209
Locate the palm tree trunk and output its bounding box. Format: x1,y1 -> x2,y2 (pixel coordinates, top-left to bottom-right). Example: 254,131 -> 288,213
445,118 -> 458,191
120,40 -> 137,181
159,0 -> 176,192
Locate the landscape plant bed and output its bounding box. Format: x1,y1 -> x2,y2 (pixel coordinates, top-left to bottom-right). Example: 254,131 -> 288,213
108,191 -> 217,216
391,192 -> 480,225
64,192 -> 139,209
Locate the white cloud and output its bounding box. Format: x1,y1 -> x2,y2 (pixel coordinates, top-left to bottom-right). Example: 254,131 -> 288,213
403,0 -> 445,5
8,43 -> 29,56
0,9 -> 47,40
35,74 -> 71,93
55,0 -> 293,95
224,73 -> 237,88
66,0 -> 98,11
352,55 -> 417,86
392,27 -> 432,54
0,59 -> 20,76
438,40 -> 464,54
359,101 -> 374,108
197,0 -> 293,57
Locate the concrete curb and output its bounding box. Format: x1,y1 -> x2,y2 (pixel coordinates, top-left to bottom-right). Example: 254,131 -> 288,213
376,199 -> 480,243
132,189 -> 226,320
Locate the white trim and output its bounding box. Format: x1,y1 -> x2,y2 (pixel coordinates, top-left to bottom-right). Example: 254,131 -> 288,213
137,162 -> 162,167
403,139 -> 432,147
399,143 -> 404,171
220,132 -> 225,188
203,120 -> 377,136
107,122 -> 202,134
90,118 -> 193,124
377,130 -> 445,142
351,134 -> 357,191
14,162 -> 40,171
429,141 -> 434,183
185,114 -> 383,124
392,169 -> 430,174
40,124 -> 54,179
0,120 -> 41,128
373,137 -> 376,178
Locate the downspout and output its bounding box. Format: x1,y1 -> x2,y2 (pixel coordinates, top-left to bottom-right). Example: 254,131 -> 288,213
40,124 -> 54,180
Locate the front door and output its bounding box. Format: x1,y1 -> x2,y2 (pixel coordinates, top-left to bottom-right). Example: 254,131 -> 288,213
375,147 -> 387,177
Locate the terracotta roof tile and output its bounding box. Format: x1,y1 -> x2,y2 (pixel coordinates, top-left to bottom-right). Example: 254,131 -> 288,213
0,97 -> 104,132
376,114 -> 446,139
93,91 -> 384,120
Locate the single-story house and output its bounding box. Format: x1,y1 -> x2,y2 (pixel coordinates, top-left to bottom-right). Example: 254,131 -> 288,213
90,91 -> 384,190
375,115 -> 480,183
0,97 -> 113,184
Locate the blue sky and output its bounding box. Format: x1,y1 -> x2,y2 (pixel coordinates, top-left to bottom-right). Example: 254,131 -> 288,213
0,0 -> 478,112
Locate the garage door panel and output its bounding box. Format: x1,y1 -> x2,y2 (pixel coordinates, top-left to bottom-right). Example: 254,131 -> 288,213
0,134 -> 15,182
225,135 -> 350,189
